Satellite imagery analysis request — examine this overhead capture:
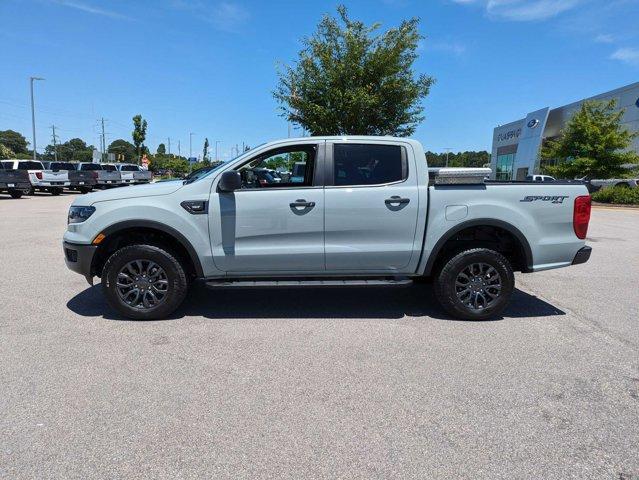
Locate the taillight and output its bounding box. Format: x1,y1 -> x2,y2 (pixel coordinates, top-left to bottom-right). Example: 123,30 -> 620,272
573,195 -> 591,239
35,171 -> 43,180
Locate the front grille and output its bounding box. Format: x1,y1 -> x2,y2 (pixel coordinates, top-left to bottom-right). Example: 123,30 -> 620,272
65,248 -> 78,262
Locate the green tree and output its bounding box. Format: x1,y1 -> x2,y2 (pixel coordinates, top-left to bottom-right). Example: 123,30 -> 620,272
274,5 -> 434,136
542,99 -> 638,179
108,139 -> 137,162
203,138 -> 209,161
0,130 -> 29,154
54,138 -> 94,162
0,143 -> 15,158
132,114 -> 148,163
156,143 -> 166,155
425,150 -> 490,168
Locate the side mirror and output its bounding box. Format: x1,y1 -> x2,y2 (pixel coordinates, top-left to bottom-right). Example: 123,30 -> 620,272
218,170 -> 242,192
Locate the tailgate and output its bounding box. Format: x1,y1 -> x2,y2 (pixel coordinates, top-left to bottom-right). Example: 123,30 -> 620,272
68,171 -> 96,183
0,170 -> 30,184
42,170 -> 69,182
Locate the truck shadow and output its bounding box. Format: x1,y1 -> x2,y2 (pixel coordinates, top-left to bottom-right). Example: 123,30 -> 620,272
66,283 -> 565,322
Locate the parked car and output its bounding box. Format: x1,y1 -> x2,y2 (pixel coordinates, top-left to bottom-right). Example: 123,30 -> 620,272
525,174 -> 556,182
63,136 -> 592,321
43,161 -> 97,193
1,159 -> 68,195
75,163 -> 122,188
0,162 -> 31,198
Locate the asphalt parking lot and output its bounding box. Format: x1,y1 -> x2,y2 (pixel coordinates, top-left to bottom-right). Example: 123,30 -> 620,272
1,193 -> 638,479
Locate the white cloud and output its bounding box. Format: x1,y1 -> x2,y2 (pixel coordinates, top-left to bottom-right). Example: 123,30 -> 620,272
49,0 -> 131,20
428,41 -> 467,56
610,47 -> 639,66
594,33 -> 614,43
451,0 -> 580,21
169,1 -> 249,32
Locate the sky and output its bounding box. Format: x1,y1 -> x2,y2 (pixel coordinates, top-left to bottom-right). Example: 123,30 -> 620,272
1,0 -> 638,159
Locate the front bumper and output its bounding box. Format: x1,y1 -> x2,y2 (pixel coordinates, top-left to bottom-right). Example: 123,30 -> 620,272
572,246 -> 592,265
63,241 -> 98,283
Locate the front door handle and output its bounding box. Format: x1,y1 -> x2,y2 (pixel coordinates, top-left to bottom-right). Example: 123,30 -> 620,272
385,196 -> 410,205
290,199 -> 315,208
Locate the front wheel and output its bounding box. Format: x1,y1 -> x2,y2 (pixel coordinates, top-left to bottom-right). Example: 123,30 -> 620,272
434,248 -> 514,320
9,190 -> 23,199
102,244 -> 189,320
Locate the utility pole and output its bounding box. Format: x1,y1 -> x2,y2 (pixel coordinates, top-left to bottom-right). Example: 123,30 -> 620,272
215,140 -> 221,162
30,76 -> 45,160
50,125 -> 59,161
189,133 -> 194,158
178,140 -> 181,157
101,117 -> 106,162
167,137 -> 171,156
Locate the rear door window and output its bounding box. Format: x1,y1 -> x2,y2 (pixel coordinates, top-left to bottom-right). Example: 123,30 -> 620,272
332,144 -> 406,186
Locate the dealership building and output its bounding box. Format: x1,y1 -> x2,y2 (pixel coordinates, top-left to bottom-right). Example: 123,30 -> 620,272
490,82 -> 639,180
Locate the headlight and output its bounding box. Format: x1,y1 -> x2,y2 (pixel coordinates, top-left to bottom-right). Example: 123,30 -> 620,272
68,206 -> 96,224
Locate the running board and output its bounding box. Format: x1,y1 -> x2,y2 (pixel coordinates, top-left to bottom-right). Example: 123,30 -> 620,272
205,278 -> 413,289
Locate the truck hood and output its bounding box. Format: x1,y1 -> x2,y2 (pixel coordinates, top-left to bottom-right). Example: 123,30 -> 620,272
75,181 -> 184,206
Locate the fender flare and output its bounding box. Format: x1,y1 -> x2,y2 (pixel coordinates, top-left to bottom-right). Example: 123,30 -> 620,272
423,218 -> 533,275
100,220 -> 204,277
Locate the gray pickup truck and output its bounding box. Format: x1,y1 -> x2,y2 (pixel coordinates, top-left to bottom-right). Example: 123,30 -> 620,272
76,162 -> 122,188
63,136 -> 592,321
0,164 -> 31,198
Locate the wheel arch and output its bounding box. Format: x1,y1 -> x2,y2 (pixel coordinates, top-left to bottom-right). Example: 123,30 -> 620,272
422,218 -> 533,276
91,220 -> 204,278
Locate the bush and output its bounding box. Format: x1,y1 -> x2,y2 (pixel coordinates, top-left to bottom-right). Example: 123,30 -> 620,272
591,186 -> 639,205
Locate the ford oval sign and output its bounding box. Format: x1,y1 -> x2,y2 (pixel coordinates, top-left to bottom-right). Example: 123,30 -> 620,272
527,118 -> 540,129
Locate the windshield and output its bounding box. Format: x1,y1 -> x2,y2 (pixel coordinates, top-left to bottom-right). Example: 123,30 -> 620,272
183,162 -> 226,184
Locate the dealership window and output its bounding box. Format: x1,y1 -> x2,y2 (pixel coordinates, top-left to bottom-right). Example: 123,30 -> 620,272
495,153 -> 515,181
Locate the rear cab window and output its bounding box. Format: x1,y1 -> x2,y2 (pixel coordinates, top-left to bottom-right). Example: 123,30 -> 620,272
332,143 -> 406,186
80,163 -> 102,171
17,161 -> 44,170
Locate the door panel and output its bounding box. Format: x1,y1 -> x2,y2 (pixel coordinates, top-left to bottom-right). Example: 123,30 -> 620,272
208,141 -> 325,273
324,142 -> 419,272
209,188 -> 324,272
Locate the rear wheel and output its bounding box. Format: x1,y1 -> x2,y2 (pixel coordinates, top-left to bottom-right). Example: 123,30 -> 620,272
434,248 -> 514,320
49,187 -> 62,195
79,187 -> 92,194
9,190 -> 23,199
102,244 -> 188,320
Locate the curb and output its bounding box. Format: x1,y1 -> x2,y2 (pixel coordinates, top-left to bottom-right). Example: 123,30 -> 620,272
592,202 -> 639,210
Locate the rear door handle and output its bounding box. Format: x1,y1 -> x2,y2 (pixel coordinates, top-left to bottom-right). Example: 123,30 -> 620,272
290,199 -> 315,208
385,196 -> 410,205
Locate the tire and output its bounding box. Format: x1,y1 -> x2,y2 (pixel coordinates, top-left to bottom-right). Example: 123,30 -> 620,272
79,187 -> 91,194
9,190 -> 23,199
49,187 -> 62,196
434,248 -> 514,320
102,244 -> 189,320
28,187 -> 35,195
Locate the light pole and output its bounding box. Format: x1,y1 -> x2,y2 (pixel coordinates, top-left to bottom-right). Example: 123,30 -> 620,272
215,141 -> 221,162
30,76 -> 45,160
444,147 -> 453,167
189,132 -> 194,159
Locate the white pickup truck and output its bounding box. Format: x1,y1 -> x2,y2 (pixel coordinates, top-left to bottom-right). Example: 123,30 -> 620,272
63,136 -> 592,321
1,159 -> 69,195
